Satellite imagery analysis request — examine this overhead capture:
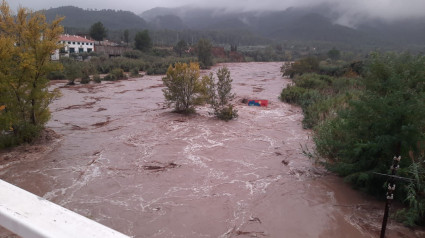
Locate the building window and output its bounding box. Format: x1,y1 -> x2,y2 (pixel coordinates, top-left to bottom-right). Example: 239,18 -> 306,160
69,48 -> 75,53
79,48 -> 84,53
68,41 -> 71,44
87,48 -> 92,53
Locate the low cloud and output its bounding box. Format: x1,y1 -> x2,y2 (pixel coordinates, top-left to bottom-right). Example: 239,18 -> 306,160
9,0 -> 425,26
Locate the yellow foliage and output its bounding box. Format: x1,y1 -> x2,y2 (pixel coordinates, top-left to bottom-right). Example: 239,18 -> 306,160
162,62 -> 207,113
0,0 -> 63,133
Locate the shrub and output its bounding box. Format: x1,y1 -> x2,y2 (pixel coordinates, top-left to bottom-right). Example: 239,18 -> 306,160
293,73 -> 330,90
281,57 -> 319,78
313,53 -> 425,224
93,74 -> 101,83
162,62 -> 207,113
47,71 -> 66,80
130,68 -> 140,77
80,75 -> 90,84
103,68 -> 126,81
206,67 -> 238,121
123,50 -> 143,59
112,68 -> 125,79
279,85 -> 307,104
214,105 -> 238,121
102,74 -> 115,81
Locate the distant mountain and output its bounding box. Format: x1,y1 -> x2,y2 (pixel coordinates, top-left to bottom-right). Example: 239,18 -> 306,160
140,7 -> 373,46
141,7 -> 181,21
40,5 -> 425,50
42,6 -> 148,30
206,18 -> 249,31
149,15 -> 187,30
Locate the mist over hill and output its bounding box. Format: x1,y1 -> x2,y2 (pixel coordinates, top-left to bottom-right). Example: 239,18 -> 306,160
41,5 -> 425,50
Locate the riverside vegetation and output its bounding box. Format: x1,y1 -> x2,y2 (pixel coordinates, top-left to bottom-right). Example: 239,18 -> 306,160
162,62 -> 238,120
0,1 -> 63,147
280,52 -> 425,226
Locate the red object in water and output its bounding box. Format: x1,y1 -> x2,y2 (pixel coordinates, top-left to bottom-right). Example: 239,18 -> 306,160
248,100 -> 268,107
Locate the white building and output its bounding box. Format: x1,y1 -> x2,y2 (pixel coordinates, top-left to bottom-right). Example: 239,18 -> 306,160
51,35 -> 95,60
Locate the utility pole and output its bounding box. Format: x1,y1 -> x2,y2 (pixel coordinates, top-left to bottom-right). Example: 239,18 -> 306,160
380,155 -> 401,238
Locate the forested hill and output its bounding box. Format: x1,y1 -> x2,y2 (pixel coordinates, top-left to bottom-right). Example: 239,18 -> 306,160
141,6 -> 425,50
40,5 -> 425,50
42,6 -> 148,30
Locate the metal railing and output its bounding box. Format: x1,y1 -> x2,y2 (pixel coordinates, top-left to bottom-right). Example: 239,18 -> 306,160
0,180 -> 130,238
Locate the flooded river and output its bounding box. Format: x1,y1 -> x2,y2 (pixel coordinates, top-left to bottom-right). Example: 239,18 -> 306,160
0,62 -> 422,237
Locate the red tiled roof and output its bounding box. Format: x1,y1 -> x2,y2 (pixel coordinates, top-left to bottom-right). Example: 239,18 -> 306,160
59,35 -> 94,43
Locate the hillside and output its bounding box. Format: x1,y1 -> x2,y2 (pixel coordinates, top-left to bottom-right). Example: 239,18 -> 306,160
42,6 -> 148,30
141,6 -> 425,50
39,5 -> 425,50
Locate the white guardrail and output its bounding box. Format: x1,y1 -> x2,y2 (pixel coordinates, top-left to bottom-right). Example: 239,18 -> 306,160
0,179 -> 130,238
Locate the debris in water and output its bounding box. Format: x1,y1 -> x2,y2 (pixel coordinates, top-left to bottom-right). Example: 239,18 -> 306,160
249,216 -> 262,224
252,86 -> 264,92
248,100 -> 268,107
235,230 -> 266,237
142,162 -> 179,172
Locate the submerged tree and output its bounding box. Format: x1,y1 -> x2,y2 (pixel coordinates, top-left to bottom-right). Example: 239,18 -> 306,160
0,0 -> 63,145
206,67 -> 238,121
162,62 -> 208,113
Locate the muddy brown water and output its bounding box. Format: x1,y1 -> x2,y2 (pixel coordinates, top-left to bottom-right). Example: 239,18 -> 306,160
0,62 -> 423,238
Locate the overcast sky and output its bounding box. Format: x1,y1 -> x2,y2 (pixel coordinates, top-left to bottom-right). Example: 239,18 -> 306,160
8,0 -> 425,25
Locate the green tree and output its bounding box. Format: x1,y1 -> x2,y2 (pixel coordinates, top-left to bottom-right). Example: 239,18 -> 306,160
281,57 -> 319,78
123,29 -> 129,46
0,1 -> 63,144
134,30 -> 152,52
197,38 -> 213,68
206,67 -> 238,121
327,48 -> 340,61
162,62 -> 208,113
89,21 -> 107,41
62,59 -> 82,85
174,40 -> 187,57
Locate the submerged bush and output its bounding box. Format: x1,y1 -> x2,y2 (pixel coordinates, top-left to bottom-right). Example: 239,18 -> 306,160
103,68 -> 126,81
93,74 -> 101,83
206,67 -> 238,121
162,62 -> 208,113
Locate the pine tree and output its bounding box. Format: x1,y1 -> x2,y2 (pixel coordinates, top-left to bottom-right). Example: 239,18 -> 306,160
134,30 -> 152,52
89,22 -> 107,41
197,38 -> 212,68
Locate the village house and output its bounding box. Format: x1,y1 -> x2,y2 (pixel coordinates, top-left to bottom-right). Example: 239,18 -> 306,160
51,34 -> 94,60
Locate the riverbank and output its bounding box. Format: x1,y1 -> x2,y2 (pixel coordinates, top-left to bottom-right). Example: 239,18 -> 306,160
0,62 -> 423,237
